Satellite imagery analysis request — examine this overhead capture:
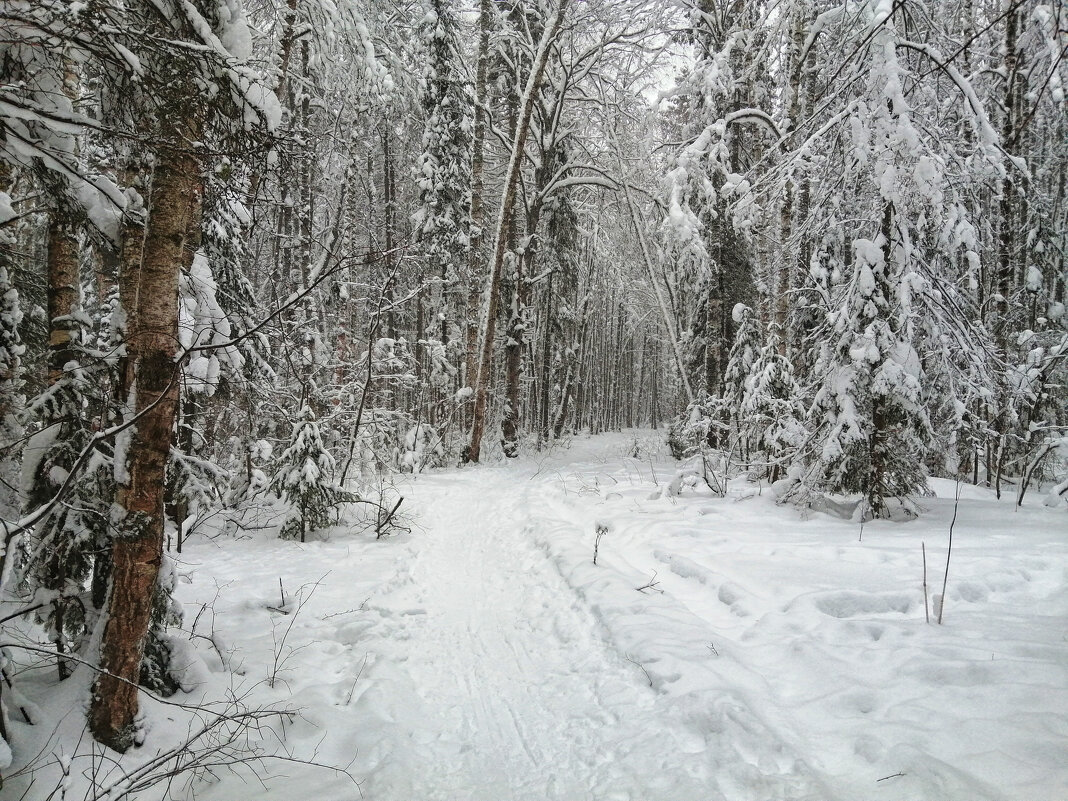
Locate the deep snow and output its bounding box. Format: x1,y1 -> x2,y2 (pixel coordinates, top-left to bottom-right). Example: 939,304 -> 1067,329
4,430 -> 1066,800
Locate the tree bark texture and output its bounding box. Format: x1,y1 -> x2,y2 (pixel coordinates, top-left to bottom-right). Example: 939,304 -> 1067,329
90,136 -> 203,752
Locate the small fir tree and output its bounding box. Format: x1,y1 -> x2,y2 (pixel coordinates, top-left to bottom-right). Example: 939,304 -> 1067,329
740,329 -> 805,482
721,303 -> 762,456
21,325 -> 114,679
0,264 -> 24,516
271,405 -> 353,542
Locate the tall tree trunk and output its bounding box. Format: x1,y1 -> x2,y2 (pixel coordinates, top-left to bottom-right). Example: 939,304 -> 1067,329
538,273 -> 554,444
465,0 -> 492,408
382,126 -> 397,340
993,4 -> 1020,352
501,201 -> 539,456
89,125 -> 203,753
467,0 -> 570,462
0,161 -> 18,436
42,202 -> 80,681
990,4 -> 1022,497
650,341 -> 660,430
167,203 -> 206,552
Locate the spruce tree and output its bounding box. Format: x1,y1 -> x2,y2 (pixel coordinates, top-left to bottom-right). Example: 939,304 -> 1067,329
413,0 -> 473,347
787,227 -> 932,520
271,405 -> 353,542
22,347 -> 111,680
741,329 -> 804,483
721,303 -> 762,456
0,263 -> 23,518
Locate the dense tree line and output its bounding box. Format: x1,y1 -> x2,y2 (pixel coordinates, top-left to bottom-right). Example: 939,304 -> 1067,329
0,0 -> 1063,776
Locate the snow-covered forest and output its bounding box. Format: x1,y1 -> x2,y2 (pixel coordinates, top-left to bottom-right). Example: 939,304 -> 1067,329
0,0 -> 1065,798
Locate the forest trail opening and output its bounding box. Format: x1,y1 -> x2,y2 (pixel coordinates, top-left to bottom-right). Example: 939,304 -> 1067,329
166,432 -> 1062,801
351,450 -> 817,801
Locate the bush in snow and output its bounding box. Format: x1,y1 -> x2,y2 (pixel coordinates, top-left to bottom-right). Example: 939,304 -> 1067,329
401,422 -> 444,473
271,405 -> 355,542
138,554 -> 185,696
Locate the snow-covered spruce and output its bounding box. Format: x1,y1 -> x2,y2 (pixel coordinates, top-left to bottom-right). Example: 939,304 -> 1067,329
271,405 -> 355,542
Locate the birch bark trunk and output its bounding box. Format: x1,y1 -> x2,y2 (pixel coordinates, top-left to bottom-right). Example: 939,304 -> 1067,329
467,0 -> 571,462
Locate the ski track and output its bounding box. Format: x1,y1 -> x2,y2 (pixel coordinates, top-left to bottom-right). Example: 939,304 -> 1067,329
352,465 -> 811,801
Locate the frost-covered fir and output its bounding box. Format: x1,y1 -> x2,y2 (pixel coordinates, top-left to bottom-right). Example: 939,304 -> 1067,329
271,405 -> 353,542
412,0 -> 473,345
787,230 -> 932,520
21,352 -> 112,680
0,264 -> 24,515
741,329 -> 805,483
721,303 -> 761,454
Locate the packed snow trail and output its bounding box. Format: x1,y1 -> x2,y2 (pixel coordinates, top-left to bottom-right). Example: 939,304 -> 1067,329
347,463 -> 819,801
156,431 -> 1064,801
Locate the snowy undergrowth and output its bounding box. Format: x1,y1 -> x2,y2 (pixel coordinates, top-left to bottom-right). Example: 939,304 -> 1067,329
4,431 -> 1064,800
1,503 -> 419,800
529,432 -> 1067,800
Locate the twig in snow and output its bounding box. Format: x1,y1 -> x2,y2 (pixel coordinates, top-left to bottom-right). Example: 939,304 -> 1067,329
922,542 -> 929,624
876,772 -> 906,782
269,576 -> 326,689
593,522 -> 610,566
635,571 -> 663,594
625,654 -> 653,686
344,654 -> 369,706
707,642 -> 719,657
938,481 -> 961,625
376,497 -> 404,539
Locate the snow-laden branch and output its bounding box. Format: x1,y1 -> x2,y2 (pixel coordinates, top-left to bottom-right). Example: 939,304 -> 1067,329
0,368 -> 179,585
895,42 -> 996,145
606,121 -> 694,404
724,108 -> 784,140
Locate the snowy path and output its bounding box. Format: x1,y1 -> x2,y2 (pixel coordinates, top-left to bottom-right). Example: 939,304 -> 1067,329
158,431 -> 1065,801
350,465 -> 811,800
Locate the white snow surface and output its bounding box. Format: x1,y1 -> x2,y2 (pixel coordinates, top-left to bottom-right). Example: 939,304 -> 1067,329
5,431 -> 1066,800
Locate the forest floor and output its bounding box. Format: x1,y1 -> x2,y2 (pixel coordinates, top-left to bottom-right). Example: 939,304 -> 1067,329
6,430 -> 1066,800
